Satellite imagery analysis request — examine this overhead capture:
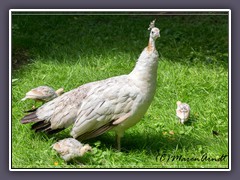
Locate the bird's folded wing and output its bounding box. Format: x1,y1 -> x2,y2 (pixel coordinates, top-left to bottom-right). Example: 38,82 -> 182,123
36,84 -> 91,130
70,77 -> 140,140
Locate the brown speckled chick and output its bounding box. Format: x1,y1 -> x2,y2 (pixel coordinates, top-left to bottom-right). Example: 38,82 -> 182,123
52,138 -> 92,161
21,86 -> 64,103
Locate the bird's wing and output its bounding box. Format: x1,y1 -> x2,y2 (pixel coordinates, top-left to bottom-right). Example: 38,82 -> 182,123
24,90 -> 45,99
25,87 -> 56,101
36,84 -> 92,129
70,76 -> 140,140
21,83 -> 93,134
21,76 -> 140,136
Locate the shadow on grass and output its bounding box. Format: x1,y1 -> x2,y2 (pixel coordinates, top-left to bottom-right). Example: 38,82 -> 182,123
28,123 -> 205,153
24,112 -> 203,154
93,132 -> 205,154
182,114 -> 199,126
31,126 -> 205,154
12,46 -> 33,70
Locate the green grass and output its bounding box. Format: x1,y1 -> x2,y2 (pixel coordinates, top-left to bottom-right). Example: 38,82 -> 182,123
11,13 -> 229,169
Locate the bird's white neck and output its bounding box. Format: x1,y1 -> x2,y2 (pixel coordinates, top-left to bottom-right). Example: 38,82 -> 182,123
147,36 -> 156,52
129,36 -> 159,84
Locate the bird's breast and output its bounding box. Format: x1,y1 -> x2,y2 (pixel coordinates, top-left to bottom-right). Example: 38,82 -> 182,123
113,84 -> 156,134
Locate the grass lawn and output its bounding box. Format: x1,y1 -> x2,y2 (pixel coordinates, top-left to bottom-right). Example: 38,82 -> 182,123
11,12 -> 229,169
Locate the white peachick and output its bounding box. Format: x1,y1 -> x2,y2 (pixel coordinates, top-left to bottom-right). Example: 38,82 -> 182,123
52,138 -> 91,161
176,101 -> 191,124
21,86 -> 64,103
21,20 -> 160,150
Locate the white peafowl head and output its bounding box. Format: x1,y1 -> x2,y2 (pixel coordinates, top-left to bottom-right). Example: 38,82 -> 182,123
148,19 -> 160,40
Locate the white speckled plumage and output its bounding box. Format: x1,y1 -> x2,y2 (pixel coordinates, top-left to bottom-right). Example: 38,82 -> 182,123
21,20 -> 160,150
21,86 -> 64,102
176,101 -> 190,124
52,138 -> 91,161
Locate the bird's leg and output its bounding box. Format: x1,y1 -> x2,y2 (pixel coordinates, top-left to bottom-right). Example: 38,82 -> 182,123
180,119 -> 184,124
115,134 -> 121,151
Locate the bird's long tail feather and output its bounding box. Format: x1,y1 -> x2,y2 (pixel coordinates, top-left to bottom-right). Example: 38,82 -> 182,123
20,111 -> 65,134
20,111 -> 41,124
